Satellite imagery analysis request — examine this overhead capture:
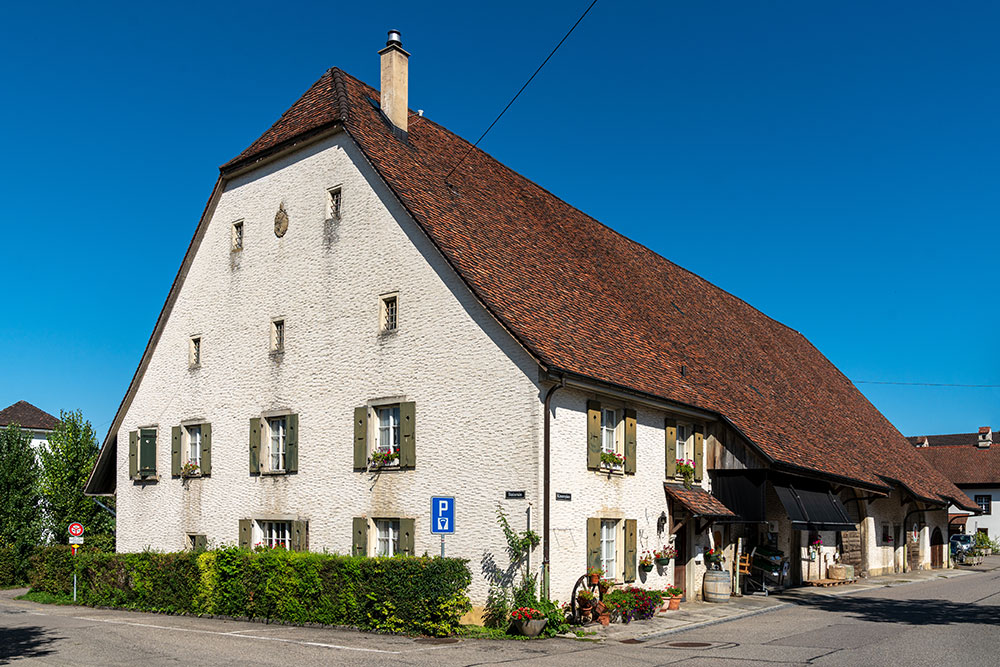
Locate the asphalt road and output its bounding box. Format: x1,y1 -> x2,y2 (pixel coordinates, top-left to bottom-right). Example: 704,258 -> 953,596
2,569 -> 999,666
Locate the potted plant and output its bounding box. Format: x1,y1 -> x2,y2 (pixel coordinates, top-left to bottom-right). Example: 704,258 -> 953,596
676,458 -> 696,489
600,451 -> 626,469
368,446 -> 399,469
704,547 -> 723,570
587,566 -> 603,585
180,461 -> 200,478
577,587 -> 596,615
664,586 -> 683,611
510,607 -> 548,637
654,545 -> 677,566
597,578 -> 614,595
639,550 -> 654,572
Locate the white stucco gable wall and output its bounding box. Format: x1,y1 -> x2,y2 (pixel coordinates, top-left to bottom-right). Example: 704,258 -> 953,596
114,130 -> 543,603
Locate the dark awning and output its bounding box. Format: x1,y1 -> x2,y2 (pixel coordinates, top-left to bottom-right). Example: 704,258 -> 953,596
710,470 -> 767,523
773,480 -> 855,531
663,483 -> 738,519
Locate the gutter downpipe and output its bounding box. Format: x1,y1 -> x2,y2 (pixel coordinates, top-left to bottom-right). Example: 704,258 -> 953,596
541,377 -> 565,601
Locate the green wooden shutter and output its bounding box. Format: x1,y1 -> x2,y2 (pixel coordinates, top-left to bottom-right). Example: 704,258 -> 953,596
586,517 -> 601,572
399,518 -> 415,556
171,426 -> 182,476
353,407 -> 368,470
249,418 -> 261,474
129,431 -> 138,479
665,418 -> 677,478
399,402 -> 416,469
624,409 -> 637,474
239,519 -> 251,549
624,519 -> 637,582
352,517 -> 369,556
693,425 -> 704,482
587,401 -> 602,470
285,413 -> 298,473
194,534 -> 208,552
201,423 -> 212,476
291,520 -> 308,552
139,428 -> 157,476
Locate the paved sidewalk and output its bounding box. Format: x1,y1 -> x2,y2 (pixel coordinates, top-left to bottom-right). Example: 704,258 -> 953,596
581,555 -> 1000,642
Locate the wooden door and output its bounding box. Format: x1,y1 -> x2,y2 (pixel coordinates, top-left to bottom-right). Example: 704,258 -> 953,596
674,525 -> 687,599
930,527 -> 944,568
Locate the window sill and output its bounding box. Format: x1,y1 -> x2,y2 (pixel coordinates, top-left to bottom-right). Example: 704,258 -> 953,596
377,328 -> 399,338
133,475 -> 159,483
188,364 -> 201,371
261,470 -> 288,476
269,349 -> 284,359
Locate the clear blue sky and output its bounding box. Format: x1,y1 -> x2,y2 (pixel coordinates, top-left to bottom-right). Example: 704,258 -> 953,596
1,1 -> 996,440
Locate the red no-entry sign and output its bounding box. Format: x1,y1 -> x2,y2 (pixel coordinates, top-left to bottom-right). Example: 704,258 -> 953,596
68,522 -> 84,537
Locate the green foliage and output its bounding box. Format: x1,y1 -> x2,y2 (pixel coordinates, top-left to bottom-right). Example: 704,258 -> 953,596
38,410 -> 114,543
602,586 -> 665,623
0,424 -> 43,582
25,546 -> 471,636
16,590 -> 75,605
973,531 -> 993,548
483,583 -> 511,629
483,504 -> 548,631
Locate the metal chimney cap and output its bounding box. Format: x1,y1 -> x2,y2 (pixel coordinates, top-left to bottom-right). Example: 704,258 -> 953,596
386,30 -> 402,46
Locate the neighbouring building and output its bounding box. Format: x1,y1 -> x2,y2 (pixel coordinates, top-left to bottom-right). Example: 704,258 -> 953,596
85,32 -> 974,615
0,400 -> 60,452
911,427 -> 998,538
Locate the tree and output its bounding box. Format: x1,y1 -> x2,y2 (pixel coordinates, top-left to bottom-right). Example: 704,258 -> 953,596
38,410 -> 114,544
0,423 -> 43,579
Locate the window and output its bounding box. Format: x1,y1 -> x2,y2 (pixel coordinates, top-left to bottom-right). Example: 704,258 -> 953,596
232,221 -> 244,251
975,495 -> 992,515
601,409 -> 618,454
271,319 -> 285,352
676,423 -> 691,461
380,294 -> 398,333
376,519 -> 400,556
258,520 -> 291,549
377,406 -> 400,455
136,427 -> 157,478
601,519 -> 618,579
189,336 -> 201,367
327,187 -> 342,220
186,424 -> 201,467
188,534 -> 207,551
268,416 -> 287,471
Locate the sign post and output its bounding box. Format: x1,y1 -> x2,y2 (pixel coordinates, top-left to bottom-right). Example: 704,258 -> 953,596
68,523 -> 84,602
430,497 -> 455,557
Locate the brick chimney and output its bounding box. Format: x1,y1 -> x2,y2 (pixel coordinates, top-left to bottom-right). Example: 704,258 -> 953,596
379,30 -> 409,135
978,426 -> 992,448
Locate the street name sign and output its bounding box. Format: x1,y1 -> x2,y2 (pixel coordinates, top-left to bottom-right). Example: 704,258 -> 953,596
69,536 -> 84,545
431,496 -> 455,534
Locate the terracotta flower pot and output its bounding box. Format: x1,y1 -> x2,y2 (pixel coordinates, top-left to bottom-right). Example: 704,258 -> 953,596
598,612 -> 610,626
589,573 -> 600,585
667,595 -> 681,611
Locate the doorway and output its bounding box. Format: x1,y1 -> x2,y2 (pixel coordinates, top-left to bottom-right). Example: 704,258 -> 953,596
930,527 -> 945,568
674,523 -> 688,598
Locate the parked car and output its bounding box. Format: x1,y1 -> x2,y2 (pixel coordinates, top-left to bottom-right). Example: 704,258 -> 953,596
951,534 -> 974,561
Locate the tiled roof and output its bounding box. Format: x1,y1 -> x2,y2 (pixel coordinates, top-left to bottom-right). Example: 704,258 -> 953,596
915,443 -> 1000,486
0,401 -> 59,430
907,431 -> 998,448
218,67 -> 975,511
663,483 -> 737,518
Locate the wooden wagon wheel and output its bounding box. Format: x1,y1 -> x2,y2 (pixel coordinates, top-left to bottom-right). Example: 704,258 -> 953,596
569,573 -> 604,624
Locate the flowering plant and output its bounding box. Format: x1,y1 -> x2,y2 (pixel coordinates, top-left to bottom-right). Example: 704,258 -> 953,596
705,548 -> 723,563
639,550 -> 654,567
653,545 -> 677,560
369,447 -> 399,469
510,606 -> 543,621
676,458 -> 695,488
601,451 -> 626,468
577,588 -> 596,601
665,587 -> 684,597
587,566 -> 604,577
810,537 -> 823,546
252,541 -> 287,551
181,461 -> 200,477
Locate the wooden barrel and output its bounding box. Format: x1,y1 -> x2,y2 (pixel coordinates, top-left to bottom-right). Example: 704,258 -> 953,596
703,569 -> 731,603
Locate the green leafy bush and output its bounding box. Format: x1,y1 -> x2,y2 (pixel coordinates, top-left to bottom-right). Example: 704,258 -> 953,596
26,546 -> 470,636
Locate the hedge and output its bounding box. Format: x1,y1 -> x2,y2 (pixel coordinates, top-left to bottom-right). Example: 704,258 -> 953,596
27,546 -> 471,636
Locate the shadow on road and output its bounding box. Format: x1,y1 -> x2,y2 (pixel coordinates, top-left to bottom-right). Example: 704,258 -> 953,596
0,625 -> 61,664
787,595 -> 1000,626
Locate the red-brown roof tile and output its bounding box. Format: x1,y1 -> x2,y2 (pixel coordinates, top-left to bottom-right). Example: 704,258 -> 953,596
915,443 -> 1000,486
664,483 -> 738,518
0,401 -> 60,430
220,68 -> 974,511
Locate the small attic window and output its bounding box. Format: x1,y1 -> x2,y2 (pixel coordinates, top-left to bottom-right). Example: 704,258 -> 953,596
327,187 -> 342,220
380,294 -> 398,333
232,221 -> 244,251
271,319 -> 285,353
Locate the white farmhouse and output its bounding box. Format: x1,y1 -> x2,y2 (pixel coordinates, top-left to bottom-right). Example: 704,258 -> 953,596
0,401 -> 60,453
86,32 -> 974,615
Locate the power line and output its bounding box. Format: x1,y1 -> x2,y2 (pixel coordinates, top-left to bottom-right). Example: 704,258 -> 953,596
854,380 -> 1000,388
443,0 -> 599,184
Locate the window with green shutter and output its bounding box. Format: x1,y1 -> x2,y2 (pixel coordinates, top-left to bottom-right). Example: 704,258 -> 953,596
623,519 -> 637,582
355,402 -> 416,471
129,430 -> 138,479
624,409 -> 637,474
249,418 -> 261,474
587,401 -> 601,470
139,428 -> 157,477
665,418 -> 677,478
352,517 -> 369,556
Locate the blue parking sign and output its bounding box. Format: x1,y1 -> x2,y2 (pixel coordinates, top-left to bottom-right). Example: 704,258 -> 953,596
431,496 -> 455,534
